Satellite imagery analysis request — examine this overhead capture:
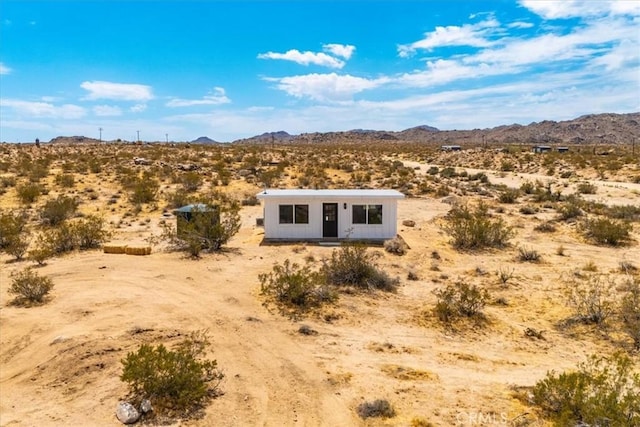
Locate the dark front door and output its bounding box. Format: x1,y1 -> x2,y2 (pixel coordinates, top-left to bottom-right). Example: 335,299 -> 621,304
322,203 -> 338,238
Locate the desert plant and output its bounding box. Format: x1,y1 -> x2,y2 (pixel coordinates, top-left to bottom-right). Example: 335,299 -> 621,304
259,259 -> 335,310
120,330 -> 223,413
8,268 -> 54,305
383,237 -> 408,255
497,267 -> 515,285
54,173 -> 75,188
16,182 -> 42,204
180,171 -> 202,192
74,215 -> 110,249
498,188 -> 520,204
357,399 -> 396,419
534,221 -> 557,233
321,244 -> 398,291
161,194 -> 241,256
40,195 -> 79,226
556,200 -> 583,221
576,181 -> 597,194
433,282 -> 490,322
518,247 -> 541,262
620,278 -> 640,349
531,352 -> 640,426
564,274 -> 616,325
124,173 -> 159,204
580,217 -> 632,246
41,222 -> 76,254
443,202 -> 514,250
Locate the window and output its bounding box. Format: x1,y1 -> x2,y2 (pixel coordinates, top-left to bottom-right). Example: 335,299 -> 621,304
352,204 -> 383,225
279,204 -> 309,224
279,205 -> 293,224
368,205 -> 383,224
352,205 -> 366,224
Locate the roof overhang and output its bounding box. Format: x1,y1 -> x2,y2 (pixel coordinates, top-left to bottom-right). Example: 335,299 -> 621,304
256,189 -> 405,200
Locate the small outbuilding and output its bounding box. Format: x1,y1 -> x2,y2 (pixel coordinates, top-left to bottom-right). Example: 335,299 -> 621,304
441,145 -> 462,151
256,189 -> 404,241
173,204 -> 219,238
532,145 -> 552,153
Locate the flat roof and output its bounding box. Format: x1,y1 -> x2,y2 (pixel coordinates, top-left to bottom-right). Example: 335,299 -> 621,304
256,189 -> 405,199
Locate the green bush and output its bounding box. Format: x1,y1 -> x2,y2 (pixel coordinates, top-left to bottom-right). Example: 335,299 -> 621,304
120,331 -> 223,413
40,195 -> 79,226
576,181 -> 597,194
8,268 -> 54,305
580,217 -> 632,246
321,244 -> 398,291
123,173 -> 159,204
497,188 -> 520,204
180,172 -> 202,192
74,215 -> 110,249
443,202 -> 514,250
16,183 -> 42,204
259,259 -> 336,310
161,195 -> 241,256
433,282 -> 490,322
556,200 -> 583,221
531,352 -> 640,426
54,173 -> 75,188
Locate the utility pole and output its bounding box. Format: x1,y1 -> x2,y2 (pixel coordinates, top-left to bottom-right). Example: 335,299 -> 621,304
99,127 -> 103,143
136,130 -> 140,143
165,133 -> 169,143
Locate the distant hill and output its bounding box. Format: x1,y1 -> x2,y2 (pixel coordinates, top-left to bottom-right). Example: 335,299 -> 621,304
231,112 -> 639,145
49,136 -> 101,144
191,136 -> 220,144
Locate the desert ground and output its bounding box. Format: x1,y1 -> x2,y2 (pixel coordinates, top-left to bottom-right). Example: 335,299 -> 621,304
1,141 -> 639,426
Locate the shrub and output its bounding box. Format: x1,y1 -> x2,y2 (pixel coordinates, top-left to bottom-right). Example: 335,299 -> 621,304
497,188 -> 520,204
433,282 -> 490,322
321,244 -> 398,291
165,189 -> 195,210
518,247 -> 541,262
40,195 -> 79,226
576,181 -> 597,194
41,222 -> 76,254
4,234 -> 29,260
8,268 -> 54,305
383,237 -> 408,255
564,274 -> 616,325
180,172 -> 202,192
534,221 -> 556,233
531,352 -> 640,426
54,173 -> 75,188
556,201 -> 583,221
123,174 -> 159,204
259,259 -> 335,310
120,331 -> 223,413
620,278 -> 640,349
580,218 -> 632,246
443,202 -> 514,250
357,399 -> 395,419
74,215 -> 110,249
16,183 -> 42,204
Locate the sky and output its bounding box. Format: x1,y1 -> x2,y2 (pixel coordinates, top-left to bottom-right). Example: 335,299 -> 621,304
0,0 -> 639,143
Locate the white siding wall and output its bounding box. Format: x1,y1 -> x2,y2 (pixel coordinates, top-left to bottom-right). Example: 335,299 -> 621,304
262,197 -> 398,240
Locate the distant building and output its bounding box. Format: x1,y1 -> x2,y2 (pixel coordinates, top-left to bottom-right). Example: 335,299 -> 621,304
557,147 -> 569,153
532,145 -> 552,153
441,145 -> 462,151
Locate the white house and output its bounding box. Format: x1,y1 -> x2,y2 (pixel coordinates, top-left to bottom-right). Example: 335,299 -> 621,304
256,189 -> 404,241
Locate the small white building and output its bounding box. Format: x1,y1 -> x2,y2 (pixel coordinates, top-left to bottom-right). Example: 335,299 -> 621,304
256,189 -> 404,241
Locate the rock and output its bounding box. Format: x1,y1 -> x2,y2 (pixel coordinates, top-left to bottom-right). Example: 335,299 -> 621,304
116,401 -> 140,424
238,169 -> 252,177
140,399 -> 153,414
402,219 -> 416,227
133,157 -> 151,166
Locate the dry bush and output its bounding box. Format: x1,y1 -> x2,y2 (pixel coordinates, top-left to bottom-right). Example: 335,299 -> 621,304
564,274 -> 616,325
433,281 -> 490,323
356,399 -> 395,419
443,202 -> 514,250
384,237 -> 408,255
8,268 -> 54,305
620,278 -> 640,349
321,244 -> 398,291
580,217 -> 632,246
40,195 -> 79,226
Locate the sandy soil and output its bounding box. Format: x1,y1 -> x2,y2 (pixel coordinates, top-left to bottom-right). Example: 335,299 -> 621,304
1,149 -> 639,426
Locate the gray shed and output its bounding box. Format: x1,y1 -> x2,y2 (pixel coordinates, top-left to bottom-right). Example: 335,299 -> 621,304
173,204 -> 219,238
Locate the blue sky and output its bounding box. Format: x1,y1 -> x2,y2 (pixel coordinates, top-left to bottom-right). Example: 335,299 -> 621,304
1,0 -> 639,143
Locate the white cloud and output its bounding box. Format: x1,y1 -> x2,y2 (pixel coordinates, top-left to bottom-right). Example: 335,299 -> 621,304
508,21 -> 534,29
519,0 -> 640,19
398,18 -> 500,57
258,49 -> 346,69
80,81 -> 153,101
323,44 -> 355,59
0,99 -> 86,119
0,63 -> 11,75
166,87 -> 231,107
93,105 -> 122,117
264,73 -> 389,102
130,104 -> 147,113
